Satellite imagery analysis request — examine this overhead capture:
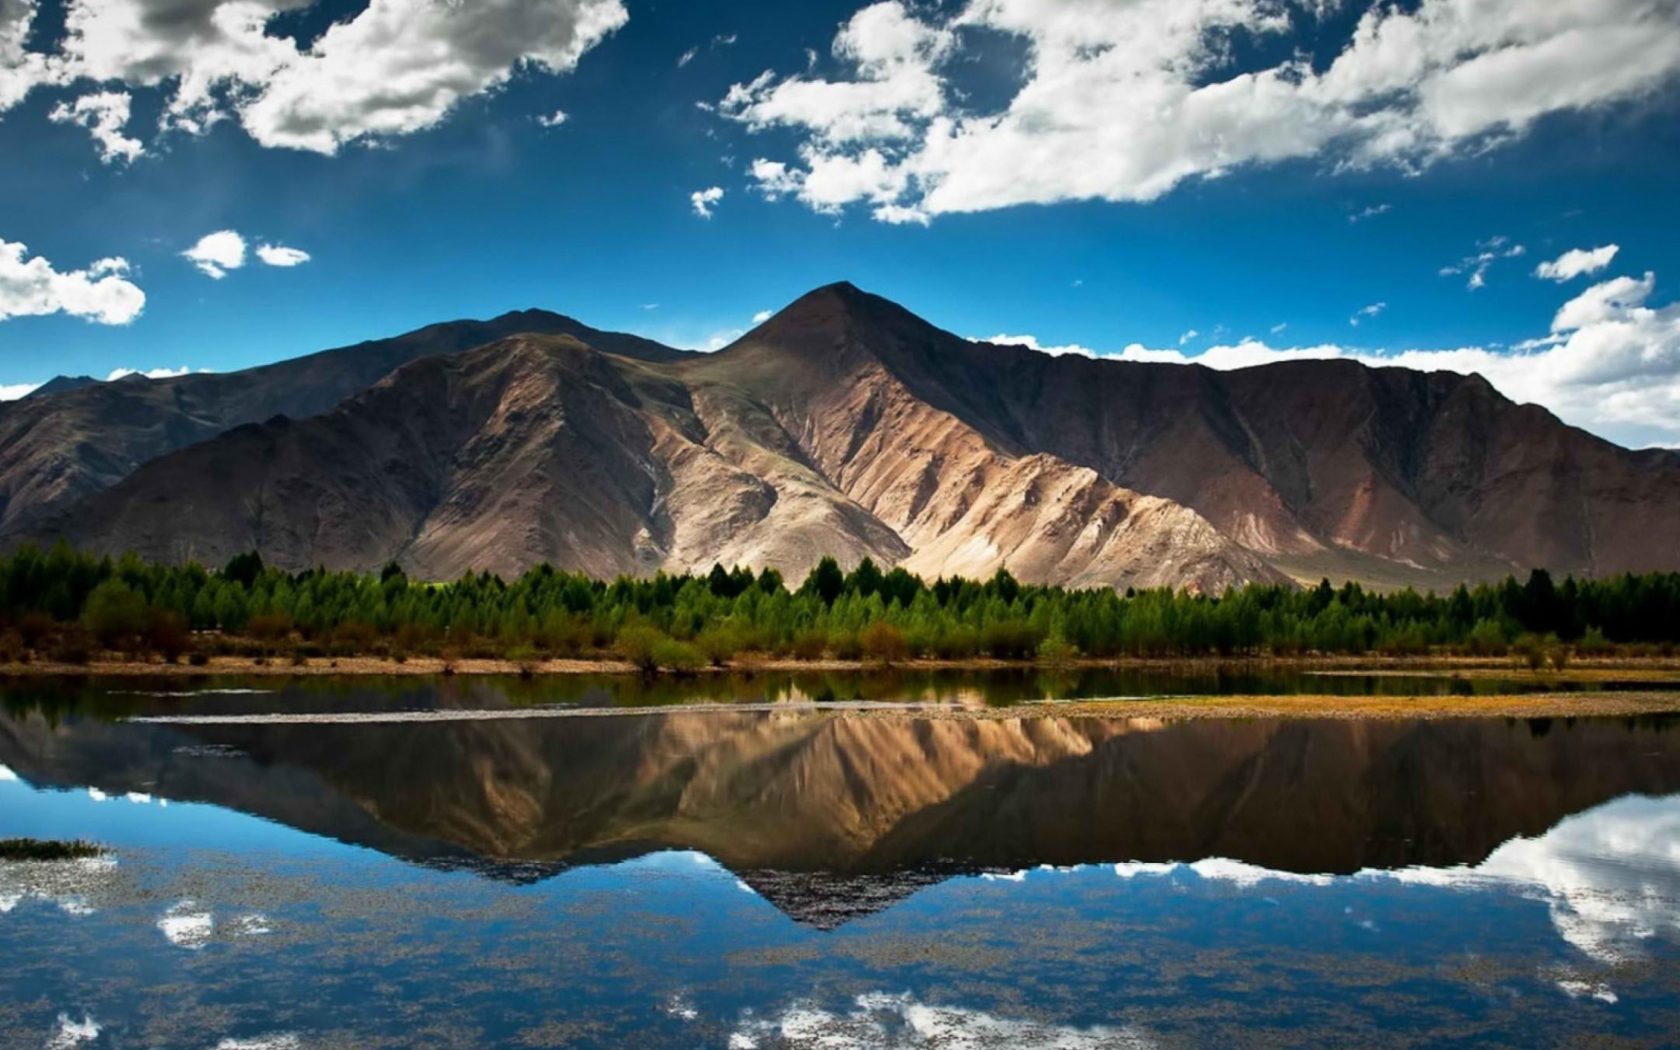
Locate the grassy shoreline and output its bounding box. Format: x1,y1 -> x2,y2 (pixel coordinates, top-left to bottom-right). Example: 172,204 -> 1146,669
3,652 -> 1678,680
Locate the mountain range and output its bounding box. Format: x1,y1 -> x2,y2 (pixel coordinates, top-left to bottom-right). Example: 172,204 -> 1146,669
7,281 -> 1680,590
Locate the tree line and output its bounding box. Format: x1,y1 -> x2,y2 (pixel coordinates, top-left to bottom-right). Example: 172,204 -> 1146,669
0,543 -> 1676,668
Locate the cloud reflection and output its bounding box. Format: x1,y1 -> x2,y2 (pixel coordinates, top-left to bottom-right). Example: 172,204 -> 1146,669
728,992 -> 1153,1049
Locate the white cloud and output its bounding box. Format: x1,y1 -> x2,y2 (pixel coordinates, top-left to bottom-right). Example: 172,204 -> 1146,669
719,0 -> 1680,223
1350,301 -> 1386,326
699,328 -> 743,351
1441,236 -> 1526,289
47,1014 -> 101,1050
979,270 -> 1680,449
1177,329 -> 1199,346
691,185 -> 724,218
0,382 -> 38,399
3,0 -> 626,156
677,46 -> 698,67
254,243 -> 309,267
0,238 -> 144,324
48,90 -> 143,163
1536,244 -> 1620,282
182,229 -> 245,278
1377,794 -> 1680,969
106,365 -> 196,380
977,332 -> 1098,358
752,309 -> 772,323
729,992 -> 1154,1050
536,109 -> 568,128
1349,203 -> 1391,224
1269,322 -> 1287,334
158,900 -> 213,948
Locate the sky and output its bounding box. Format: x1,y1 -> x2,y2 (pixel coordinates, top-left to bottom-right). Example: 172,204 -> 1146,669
1,0 -> 1679,447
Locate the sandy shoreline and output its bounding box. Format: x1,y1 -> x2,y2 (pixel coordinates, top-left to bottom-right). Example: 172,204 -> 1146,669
106,691 -> 1680,724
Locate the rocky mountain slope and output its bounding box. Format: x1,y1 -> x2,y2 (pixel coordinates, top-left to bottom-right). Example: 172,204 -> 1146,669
16,282 -> 1680,588
0,309 -> 692,540
51,331 -> 1272,589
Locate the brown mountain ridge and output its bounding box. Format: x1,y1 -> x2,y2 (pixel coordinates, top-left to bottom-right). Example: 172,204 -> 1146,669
18,282 -> 1680,590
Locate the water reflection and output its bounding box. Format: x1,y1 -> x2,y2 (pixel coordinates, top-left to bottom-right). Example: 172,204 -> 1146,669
4,688 -> 1680,1049
4,698 -> 1680,922
5,664 -> 1670,726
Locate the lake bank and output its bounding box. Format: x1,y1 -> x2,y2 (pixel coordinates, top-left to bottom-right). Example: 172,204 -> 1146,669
3,652 -> 1679,679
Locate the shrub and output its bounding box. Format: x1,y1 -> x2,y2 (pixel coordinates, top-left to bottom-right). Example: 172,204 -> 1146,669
330,621 -> 378,656
1037,631 -> 1077,666
1465,618 -> 1507,656
860,621 -> 909,666
1512,633 -> 1546,671
982,621 -> 1044,660
50,625 -> 94,665
145,609 -> 191,664
650,638 -> 702,673
791,629 -> 828,661
245,614 -> 294,647
188,651 -> 210,666
82,580 -> 147,650
17,613 -> 55,650
0,630 -> 26,664
615,624 -> 666,673
693,627 -> 740,667
830,631 -> 862,661
1577,627 -> 1613,656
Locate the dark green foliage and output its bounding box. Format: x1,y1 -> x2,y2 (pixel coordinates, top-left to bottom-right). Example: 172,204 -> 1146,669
0,838 -> 107,861
0,544 -> 1676,664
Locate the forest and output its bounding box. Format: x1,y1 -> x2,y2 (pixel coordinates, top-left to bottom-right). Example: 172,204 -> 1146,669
1,544 -> 1677,669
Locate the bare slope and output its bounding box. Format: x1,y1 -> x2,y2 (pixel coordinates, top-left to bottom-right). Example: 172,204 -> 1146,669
713,283 -> 1680,584
0,309 -> 690,539
51,328 -> 1272,590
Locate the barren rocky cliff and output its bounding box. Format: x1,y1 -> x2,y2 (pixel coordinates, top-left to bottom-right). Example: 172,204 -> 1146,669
10,282 -> 1680,590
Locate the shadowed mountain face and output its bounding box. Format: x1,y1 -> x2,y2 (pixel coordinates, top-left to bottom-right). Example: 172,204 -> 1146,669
0,309 -> 690,540
4,699 -> 1678,925
21,282 -> 1680,587
715,284 -> 1680,585
49,328 -> 1277,588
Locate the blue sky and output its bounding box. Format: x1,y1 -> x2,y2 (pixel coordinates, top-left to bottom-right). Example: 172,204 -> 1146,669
2,0 -> 1679,446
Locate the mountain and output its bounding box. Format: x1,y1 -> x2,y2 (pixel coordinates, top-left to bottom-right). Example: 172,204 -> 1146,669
19,282 -> 1680,588
5,703 -> 1679,925
49,331 -> 1271,589
0,309 -> 691,539
23,375 -> 100,398
717,283 -> 1680,585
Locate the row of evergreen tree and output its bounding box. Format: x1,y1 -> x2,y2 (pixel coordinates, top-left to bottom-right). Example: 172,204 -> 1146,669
1,543 -> 1677,663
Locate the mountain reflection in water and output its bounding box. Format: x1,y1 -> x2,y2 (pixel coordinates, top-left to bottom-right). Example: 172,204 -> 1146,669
6,680 -> 1680,1050
4,688 -> 1679,926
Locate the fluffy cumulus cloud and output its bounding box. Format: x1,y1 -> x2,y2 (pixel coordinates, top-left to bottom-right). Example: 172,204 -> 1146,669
0,238 -> 144,323
182,229 -> 246,278
720,0 -> 1680,223
1536,244 -> 1621,282
0,0 -> 627,157
47,89 -> 143,162
980,268 -> 1680,449
254,242 -> 308,266
184,230 -> 309,275
691,185 -> 724,218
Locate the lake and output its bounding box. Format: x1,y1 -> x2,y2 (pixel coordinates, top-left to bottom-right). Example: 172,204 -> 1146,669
3,676 -> 1680,1048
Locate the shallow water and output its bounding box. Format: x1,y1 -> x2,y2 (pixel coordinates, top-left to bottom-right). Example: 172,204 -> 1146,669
3,678 -> 1680,1048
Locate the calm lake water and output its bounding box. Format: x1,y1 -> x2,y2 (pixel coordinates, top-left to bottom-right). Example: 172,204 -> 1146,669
3,676 -> 1680,1048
